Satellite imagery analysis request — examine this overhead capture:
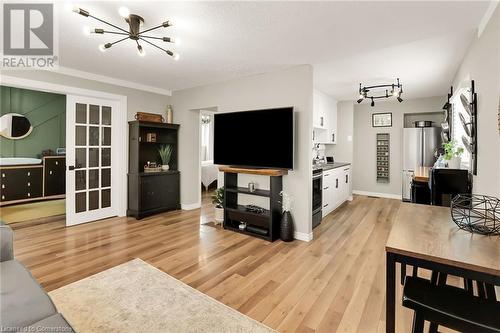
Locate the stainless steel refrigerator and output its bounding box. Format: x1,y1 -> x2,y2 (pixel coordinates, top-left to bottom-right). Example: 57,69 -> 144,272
402,127 -> 441,201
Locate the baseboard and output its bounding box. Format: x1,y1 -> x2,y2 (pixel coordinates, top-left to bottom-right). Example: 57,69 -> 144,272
181,202 -> 201,210
352,190 -> 402,200
294,231 -> 313,242
348,195 -> 353,201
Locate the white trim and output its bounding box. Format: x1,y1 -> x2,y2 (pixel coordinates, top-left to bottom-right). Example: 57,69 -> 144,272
478,1 -> 499,38
52,66 -> 172,97
1,75 -> 128,219
352,190 -> 401,200
182,202 -> 201,210
347,195 -> 353,201
294,231 -> 313,242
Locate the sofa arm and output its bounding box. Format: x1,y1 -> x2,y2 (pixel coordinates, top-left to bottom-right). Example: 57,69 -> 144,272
0,222 -> 14,262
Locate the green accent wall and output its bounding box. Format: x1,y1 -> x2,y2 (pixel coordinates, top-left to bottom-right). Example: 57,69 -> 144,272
0,86 -> 66,158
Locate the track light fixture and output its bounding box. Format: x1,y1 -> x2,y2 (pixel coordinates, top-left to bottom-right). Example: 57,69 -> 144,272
73,6 -> 180,60
357,78 -> 404,106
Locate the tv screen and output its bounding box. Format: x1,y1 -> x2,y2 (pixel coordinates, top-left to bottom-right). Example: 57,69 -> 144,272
214,107 -> 294,169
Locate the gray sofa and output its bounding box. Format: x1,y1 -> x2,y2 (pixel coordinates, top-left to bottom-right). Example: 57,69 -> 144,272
0,222 -> 75,333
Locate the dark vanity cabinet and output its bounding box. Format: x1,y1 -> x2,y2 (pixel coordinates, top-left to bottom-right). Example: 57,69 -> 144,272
43,156 -> 66,196
1,167 -> 43,203
127,121 -> 180,219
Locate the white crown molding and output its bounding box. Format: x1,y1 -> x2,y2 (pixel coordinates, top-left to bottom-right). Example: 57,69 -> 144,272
54,66 -> 172,96
478,1 -> 499,38
294,231 -> 313,242
181,202 -> 201,210
352,190 -> 402,200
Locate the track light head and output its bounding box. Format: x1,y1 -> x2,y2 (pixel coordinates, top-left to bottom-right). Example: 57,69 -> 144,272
397,96 -> 403,103
137,44 -> 145,56
73,7 -> 89,17
357,98 -> 363,104
371,98 -> 375,107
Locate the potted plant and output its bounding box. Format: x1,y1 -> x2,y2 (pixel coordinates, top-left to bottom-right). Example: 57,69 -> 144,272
212,187 -> 224,224
280,191 -> 294,242
158,144 -> 173,171
443,140 -> 464,169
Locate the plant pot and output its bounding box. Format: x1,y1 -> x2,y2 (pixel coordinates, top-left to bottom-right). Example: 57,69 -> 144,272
161,164 -> 170,171
280,211 -> 294,242
214,206 -> 224,224
447,157 -> 461,169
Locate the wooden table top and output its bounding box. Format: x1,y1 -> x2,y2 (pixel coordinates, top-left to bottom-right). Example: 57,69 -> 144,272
412,166 -> 431,182
386,203 -> 500,276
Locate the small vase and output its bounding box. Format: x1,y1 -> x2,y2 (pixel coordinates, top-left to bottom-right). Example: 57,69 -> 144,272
280,211 -> 294,242
161,164 -> 169,171
447,157 -> 461,169
214,206 -> 224,224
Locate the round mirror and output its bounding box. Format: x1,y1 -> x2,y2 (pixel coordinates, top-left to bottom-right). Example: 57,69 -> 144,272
0,113 -> 33,139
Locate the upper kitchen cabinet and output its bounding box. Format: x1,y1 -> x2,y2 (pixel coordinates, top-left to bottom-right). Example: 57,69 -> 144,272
313,89 -> 337,144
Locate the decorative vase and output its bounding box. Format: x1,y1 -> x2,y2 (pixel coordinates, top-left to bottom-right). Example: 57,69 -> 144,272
280,211 -> 294,242
161,164 -> 169,171
214,206 -> 224,224
166,105 -> 173,124
448,156 -> 461,169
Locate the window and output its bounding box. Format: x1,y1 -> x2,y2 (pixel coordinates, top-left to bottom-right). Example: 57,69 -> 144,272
450,88 -> 471,169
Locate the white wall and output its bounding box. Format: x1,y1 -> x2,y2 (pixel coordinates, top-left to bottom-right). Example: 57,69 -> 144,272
327,101 -> 354,163
3,71 -> 172,121
452,5 -> 500,198
172,65 -> 314,239
353,96 -> 445,197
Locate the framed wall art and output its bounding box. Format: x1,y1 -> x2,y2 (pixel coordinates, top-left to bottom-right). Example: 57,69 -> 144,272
372,112 -> 392,127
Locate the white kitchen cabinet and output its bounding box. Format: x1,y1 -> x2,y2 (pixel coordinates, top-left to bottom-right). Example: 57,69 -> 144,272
322,166 -> 351,217
313,89 -> 337,144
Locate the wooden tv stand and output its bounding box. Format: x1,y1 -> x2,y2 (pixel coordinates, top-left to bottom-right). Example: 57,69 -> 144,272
218,166 -> 284,241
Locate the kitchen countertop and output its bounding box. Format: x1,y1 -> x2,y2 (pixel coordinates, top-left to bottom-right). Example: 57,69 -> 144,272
313,162 -> 351,172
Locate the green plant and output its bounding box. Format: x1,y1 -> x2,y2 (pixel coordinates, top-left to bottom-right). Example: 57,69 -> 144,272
442,140 -> 464,160
212,187 -> 224,208
157,144 -> 173,165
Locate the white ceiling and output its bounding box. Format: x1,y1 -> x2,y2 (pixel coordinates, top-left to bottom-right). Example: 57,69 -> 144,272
57,1 -> 491,99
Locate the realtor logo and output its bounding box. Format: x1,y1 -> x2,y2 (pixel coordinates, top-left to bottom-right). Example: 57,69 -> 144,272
2,3 -> 58,68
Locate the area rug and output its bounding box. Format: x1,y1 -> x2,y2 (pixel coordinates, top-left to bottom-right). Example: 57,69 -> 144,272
49,259 -> 276,333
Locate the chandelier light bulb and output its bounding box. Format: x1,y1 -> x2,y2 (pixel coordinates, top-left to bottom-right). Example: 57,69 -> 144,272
173,37 -> 181,45
173,53 -> 180,61
98,44 -> 106,52
118,7 -> 130,18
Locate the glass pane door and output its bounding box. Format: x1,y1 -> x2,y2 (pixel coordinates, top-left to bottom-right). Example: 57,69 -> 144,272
66,96 -> 116,226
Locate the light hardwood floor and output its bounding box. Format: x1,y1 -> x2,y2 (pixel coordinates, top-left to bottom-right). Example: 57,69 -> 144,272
10,195 -> 449,332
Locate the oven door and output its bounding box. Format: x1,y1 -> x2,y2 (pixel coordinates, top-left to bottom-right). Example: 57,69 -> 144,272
312,173 -> 322,213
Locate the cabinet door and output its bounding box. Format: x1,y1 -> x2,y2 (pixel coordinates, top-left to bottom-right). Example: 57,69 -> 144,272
44,157 -> 66,196
340,167 -> 350,203
140,173 -> 180,211
0,168 -> 42,202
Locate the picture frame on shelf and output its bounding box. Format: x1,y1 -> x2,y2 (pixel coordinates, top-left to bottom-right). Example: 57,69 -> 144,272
372,112 -> 392,127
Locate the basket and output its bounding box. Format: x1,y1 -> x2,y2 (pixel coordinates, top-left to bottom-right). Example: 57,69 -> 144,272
451,194 -> 500,235
135,112 -> 164,123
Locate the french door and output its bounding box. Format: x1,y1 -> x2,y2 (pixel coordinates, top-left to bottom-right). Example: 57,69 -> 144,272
66,95 -> 119,226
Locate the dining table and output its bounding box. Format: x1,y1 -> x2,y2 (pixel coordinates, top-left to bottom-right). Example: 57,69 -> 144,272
385,203 -> 500,333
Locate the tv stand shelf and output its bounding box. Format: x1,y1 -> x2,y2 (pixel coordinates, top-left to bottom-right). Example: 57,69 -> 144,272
221,168 -> 283,242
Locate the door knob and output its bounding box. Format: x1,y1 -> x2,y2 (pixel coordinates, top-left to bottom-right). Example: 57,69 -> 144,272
68,165 -> 75,170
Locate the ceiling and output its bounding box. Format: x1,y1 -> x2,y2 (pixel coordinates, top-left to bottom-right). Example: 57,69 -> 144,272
57,1 -> 491,99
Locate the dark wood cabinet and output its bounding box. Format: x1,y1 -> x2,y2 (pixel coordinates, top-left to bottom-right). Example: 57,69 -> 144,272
43,156 -> 66,196
127,121 -> 180,219
1,166 -> 43,202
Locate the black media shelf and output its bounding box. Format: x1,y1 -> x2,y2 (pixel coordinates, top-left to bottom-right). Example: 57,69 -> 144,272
225,186 -> 271,197
222,169 -> 283,242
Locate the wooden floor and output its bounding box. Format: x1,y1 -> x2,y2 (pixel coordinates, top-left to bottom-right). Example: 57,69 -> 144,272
10,195 -> 451,332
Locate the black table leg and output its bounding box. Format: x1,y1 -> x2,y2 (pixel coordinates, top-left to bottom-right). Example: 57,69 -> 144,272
386,252 -> 396,333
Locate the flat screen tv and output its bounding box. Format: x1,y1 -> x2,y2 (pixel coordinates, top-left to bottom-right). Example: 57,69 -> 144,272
214,107 -> 294,169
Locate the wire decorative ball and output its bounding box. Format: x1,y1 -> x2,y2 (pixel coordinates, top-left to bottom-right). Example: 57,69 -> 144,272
451,194 -> 500,235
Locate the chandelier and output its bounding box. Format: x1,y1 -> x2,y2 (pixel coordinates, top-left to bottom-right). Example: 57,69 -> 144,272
73,6 -> 180,60
357,78 -> 403,107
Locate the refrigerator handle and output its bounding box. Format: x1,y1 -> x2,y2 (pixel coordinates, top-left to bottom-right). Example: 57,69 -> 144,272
422,132 -> 425,167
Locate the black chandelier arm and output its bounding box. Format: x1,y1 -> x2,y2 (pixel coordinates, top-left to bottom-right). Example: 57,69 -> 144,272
101,30 -> 129,36
89,14 -> 129,34
139,25 -> 163,35
139,37 -> 171,54
108,36 -> 130,47
139,35 -> 173,42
